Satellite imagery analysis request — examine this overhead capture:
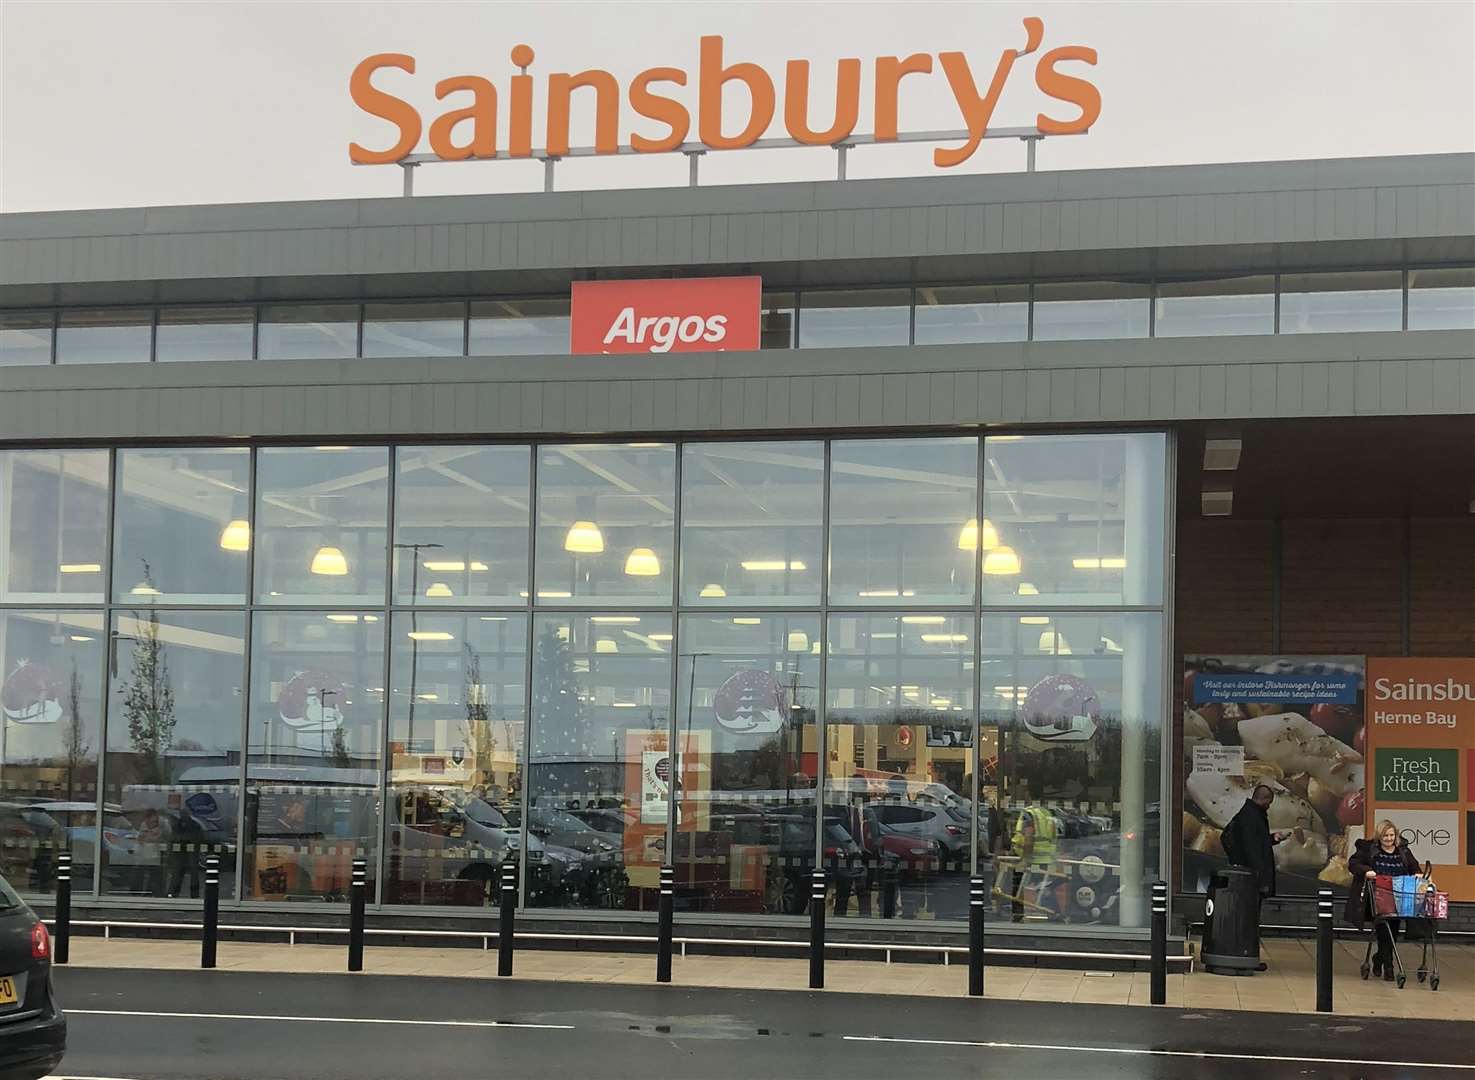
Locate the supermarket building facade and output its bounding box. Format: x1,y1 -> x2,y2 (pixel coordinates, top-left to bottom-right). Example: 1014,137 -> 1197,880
0,151 -> 1472,945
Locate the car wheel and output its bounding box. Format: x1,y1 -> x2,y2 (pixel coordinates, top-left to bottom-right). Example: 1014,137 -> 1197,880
764,871 -> 800,915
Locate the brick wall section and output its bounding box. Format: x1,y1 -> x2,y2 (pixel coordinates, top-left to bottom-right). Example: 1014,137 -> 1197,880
1410,518 -> 1475,655
1280,518 -> 1406,655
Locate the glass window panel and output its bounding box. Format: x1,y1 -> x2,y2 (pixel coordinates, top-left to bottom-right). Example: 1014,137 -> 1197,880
1408,267 -> 1475,330
394,446 -> 531,606
0,311 -> 53,366
1153,277 -> 1275,337
679,441 -> 823,606
798,289 -> 911,348
913,285 -> 1029,345
244,612 -> 384,901
1278,271 -> 1401,333
254,447 -> 389,606
828,438 -> 978,606
534,444 -> 675,606
56,308 -> 152,364
384,612 -> 527,907
760,292 -> 795,349
0,450 -> 110,604
980,611 -> 1162,928
525,613 -> 671,911
981,434 -> 1165,607
363,301 -> 466,358
101,610 -> 245,899
1032,281 -> 1150,341
113,448 -> 251,604
0,611 -> 103,896
824,613 -> 975,922
673,615 -> 818,916
155,306 -> 254,363
258,304 -> 359,360
468,299 -> 569,356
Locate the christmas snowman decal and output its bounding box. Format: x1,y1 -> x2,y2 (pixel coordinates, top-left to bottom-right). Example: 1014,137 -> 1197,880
1,660 -> 64,725
276,669 -> 347,749
712,668 -> 786,735
1019,673 -> 1100,742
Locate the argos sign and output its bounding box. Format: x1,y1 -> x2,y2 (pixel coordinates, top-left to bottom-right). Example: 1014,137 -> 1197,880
571,277 -> 761,355
349,18 -> 1099,169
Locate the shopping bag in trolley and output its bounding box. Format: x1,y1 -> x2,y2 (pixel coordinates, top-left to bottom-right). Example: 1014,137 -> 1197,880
1422,889 -> 1450,920
1393,875 -> 1424,918
1371,874 -> 1397,916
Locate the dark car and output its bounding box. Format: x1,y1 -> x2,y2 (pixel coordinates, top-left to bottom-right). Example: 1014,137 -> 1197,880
0,872 -> 64,1080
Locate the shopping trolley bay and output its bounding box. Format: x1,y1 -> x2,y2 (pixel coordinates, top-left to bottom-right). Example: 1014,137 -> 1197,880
45,967 -> 1475,1080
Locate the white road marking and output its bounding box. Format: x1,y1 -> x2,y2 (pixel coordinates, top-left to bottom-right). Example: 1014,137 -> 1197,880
843,1035 -> 1475,1071
67,1008 -> 573,1030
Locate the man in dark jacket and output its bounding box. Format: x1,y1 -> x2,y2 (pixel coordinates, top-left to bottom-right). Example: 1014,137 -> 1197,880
1222,785 -> 1288,898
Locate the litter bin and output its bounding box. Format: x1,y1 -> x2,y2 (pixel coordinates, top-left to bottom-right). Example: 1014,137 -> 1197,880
1200,866 -> 1260,976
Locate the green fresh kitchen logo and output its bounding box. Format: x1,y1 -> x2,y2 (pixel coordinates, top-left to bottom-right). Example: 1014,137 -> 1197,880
1375,748 -> 1460,802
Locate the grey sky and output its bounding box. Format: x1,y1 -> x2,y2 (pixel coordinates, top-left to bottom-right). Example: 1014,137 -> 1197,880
2,0 -> 1472,212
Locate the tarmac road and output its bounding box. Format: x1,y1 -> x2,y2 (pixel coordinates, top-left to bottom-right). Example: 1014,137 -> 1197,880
45,967 -> 1475,1080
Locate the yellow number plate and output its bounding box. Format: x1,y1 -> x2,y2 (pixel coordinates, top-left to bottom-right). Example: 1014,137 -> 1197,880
0,977 -> 16,1006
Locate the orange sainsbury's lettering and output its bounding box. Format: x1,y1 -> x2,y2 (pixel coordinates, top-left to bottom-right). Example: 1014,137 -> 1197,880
346,21 -> 1101,168
348,53 -> 421,165
1034,45 -> 1100,134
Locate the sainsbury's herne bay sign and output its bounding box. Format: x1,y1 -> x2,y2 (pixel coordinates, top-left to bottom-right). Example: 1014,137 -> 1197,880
348,18 -> 1100,168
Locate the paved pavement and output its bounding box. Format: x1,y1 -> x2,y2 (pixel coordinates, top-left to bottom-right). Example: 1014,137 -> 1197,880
44,967 -> 1475,1080
56,933 -> 1474,1021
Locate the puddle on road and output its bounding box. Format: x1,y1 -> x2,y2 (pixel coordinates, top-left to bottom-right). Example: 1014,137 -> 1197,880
514,1011 -> 783,1041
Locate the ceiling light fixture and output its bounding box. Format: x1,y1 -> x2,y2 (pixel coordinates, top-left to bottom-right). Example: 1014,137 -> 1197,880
219,519 -> 251,552
740,560 -> 806,571
407,630 -> 454,642
957,518 -> 999,552
564,520 -> 605,554
699,583 -> 727,598
624,548 -> 661,576
310,546 -> 349,576
1072,556 -> 1127,570
424,582 -> 453,598
58,563 -> 101,574
982,546 -> 1022,575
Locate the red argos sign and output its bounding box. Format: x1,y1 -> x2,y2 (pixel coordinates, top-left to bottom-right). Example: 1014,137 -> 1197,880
571,277 -> 761,355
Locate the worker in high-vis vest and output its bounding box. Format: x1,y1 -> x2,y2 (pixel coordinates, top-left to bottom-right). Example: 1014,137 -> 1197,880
1012,805 -> 1059,867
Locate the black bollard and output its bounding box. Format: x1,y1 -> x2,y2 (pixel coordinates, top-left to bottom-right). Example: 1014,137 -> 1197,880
1316,888 -> 1334,1012
968,875 -> 985,997
347,857 -> 366,972
1150,880 -> 1168,1005
497,861 -> 516,977
808,868 -> 825,990
53,852 -> 71,966
201,855 -> 220,969
656,864 -> 674,983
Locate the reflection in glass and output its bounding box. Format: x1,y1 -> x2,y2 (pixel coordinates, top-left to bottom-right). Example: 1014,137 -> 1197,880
244,612 -> 384,901
913,285 -> 1028,345
0,450 -> 110,605
0,311 -> 53,366
1279,272 -> 1402,333
363,301 -> 466,358
679,442 -> 822,606
384,612 -> 527,906
155,307 -> 254,363
825,613 -> 975,921
674,616 -> 818,915
0,611 -> 103,895
56,309 -> 152,364
798,289 -> 911,348
828,438 -> 978,605
258,304 -> 359,360
1407,267 -> 1475,330
102,610 -> 245,899
1032,281 -> 1150,341
980,612 -> 1162,927
761,292 -> 796,349
393,446 -> 530,605
1154,277 -> 1274,337
981,434 -> 1166,606
254,448 -> 389,605
525,613 -> 671,911
534,444 -> 675,605
469,299 -> 569,355
113,448 -> 251,604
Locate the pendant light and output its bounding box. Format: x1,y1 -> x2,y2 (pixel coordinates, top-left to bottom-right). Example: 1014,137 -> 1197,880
219,519 -> 251,552
624,548 -> 661,576
957,518 -> 1000,552
699,583 -> 727,598
564,495 -> 605,553
982,546 -> 1021,575
311,545 -> 349,576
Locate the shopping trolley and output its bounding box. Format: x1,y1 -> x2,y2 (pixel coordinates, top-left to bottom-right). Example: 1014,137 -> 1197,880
1358,863 -> 1448,991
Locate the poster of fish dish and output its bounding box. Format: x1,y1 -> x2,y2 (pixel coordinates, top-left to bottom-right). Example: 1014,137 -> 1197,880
1182,655 -> 1366,896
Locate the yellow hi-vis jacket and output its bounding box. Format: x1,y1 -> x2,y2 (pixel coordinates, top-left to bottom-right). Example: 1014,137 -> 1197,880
1011,806 -> 1059,867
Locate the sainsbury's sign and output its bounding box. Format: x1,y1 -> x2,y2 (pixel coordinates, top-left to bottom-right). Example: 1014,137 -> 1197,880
571,277 -> 761,355
349,18 -> 1100,169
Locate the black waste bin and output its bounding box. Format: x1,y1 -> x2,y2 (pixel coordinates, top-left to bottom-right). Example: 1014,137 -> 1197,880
1200,866 -> 1260,976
